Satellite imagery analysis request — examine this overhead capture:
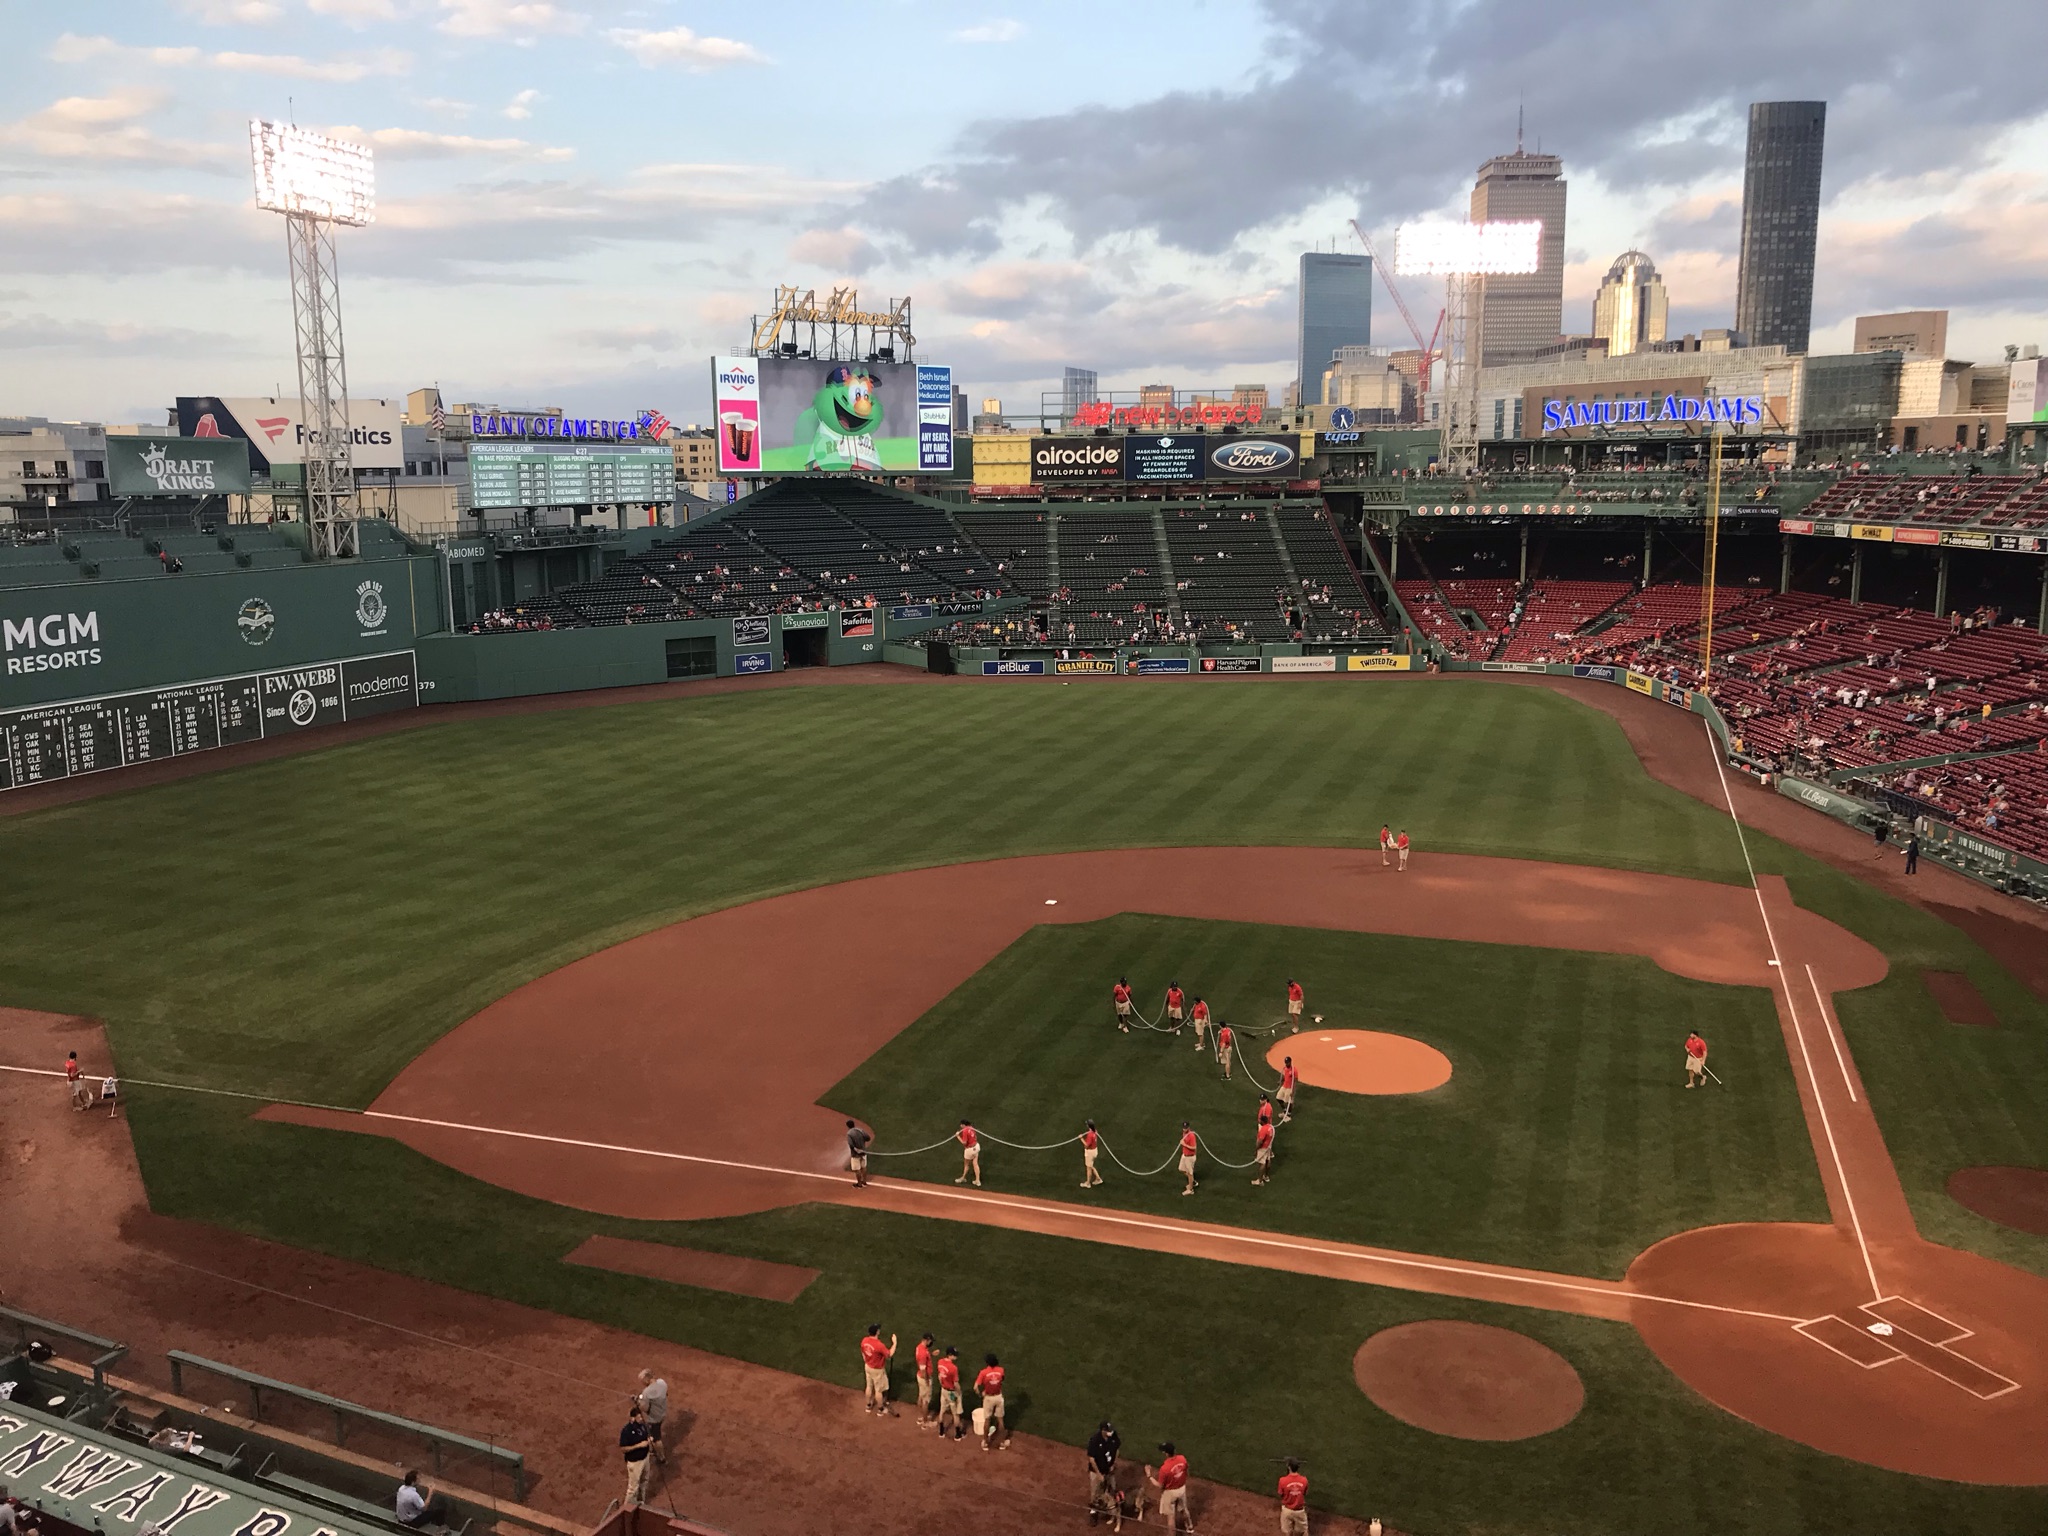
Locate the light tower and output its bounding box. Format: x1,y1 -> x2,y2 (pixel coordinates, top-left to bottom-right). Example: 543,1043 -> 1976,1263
250,119 -> 375,560
1394,219 -> 1542,473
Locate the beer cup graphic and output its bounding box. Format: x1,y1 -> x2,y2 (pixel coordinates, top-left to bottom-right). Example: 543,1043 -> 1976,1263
721,410 -> 757,464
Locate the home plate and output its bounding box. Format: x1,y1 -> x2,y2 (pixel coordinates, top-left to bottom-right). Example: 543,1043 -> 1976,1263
1868,1322 -> 1894,1336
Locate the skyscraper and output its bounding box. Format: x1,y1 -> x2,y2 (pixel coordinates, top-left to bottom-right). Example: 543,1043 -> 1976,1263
1060,366 -> 1099,425
1591,251 -> 1669,357
1296,253 -> 1372,406
1469,149 -> 1566,365
1735,101 -> 1826,353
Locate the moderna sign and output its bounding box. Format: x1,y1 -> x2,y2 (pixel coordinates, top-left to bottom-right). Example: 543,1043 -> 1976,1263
1542,394 -> 1765,433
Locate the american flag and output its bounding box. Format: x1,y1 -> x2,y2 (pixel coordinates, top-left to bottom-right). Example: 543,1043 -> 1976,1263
639,407 -> 672,441
429,404 -> 445,434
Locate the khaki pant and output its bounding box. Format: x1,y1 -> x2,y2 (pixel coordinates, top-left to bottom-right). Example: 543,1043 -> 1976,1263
916,1371 -> 934,1411
1089,1466 -> 1116,1512
864,1365 -> 889,1406
1160,1487 -> 1189,1529
938,1387 -> 962,1429
70,1078 -> 93,1109
624,1455 -> 649,1505
1281,1505 -> 1308,1535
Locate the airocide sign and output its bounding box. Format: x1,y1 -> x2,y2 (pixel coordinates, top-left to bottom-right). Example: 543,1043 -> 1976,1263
1030,437 -> 1124,481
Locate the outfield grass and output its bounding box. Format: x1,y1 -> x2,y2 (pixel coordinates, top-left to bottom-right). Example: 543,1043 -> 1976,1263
826,914 -> 1821,1277
6,676 -> 2048,1533
0,681 -> 1748,1105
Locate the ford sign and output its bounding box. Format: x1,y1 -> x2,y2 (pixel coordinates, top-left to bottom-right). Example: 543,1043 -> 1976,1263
1208,438 -> 1297,478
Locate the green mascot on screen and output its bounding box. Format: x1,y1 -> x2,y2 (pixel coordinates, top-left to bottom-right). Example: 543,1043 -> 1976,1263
795,363 -> 885,471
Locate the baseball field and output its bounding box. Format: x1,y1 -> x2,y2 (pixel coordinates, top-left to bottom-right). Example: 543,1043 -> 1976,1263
6,674 -> 2048,1535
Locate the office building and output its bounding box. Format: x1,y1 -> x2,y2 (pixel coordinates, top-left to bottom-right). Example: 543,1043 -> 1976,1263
1591,251 -> 1669,357
1855,310 -> 1947,357
1296,252 -> 1372,406
1470,149 -> 1567,365
1060,366 -> 1099,426
1735,101 -> 1826,353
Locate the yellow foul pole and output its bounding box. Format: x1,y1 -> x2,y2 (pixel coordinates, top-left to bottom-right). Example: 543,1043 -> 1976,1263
1701,427 -> 1723,684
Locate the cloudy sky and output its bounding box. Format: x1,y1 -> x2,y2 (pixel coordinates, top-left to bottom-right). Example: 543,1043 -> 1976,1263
6,0 -> 2047,427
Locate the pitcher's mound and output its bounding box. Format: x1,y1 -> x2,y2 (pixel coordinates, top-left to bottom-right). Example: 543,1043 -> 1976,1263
1948,1166 -> 2048,1236
1269,1029 -> 1450,1095
1353,1321 -> 1583,1440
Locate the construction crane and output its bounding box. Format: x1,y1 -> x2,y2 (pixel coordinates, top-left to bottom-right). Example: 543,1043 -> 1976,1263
1348,219 -> 1442,426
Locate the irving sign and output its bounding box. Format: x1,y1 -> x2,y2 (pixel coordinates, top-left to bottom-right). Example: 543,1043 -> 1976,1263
106,435 -> 252,498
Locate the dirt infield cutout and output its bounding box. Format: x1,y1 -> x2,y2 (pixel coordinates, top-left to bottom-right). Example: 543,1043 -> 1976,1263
1947,1166 -> 2048,1237
1353,1321 -> 1584,1440
1922,970 -> 1999,1027
1270,1030 -> 1452,1095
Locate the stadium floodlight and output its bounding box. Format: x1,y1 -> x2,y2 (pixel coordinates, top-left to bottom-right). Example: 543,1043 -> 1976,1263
250,119 -> 376,227
1393,220 -> 1542,277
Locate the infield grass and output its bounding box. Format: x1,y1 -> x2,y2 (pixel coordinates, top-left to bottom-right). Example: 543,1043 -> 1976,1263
825,914 -> 1822,1277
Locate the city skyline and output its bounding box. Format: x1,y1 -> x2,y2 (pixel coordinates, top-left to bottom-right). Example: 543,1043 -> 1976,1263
2,0 -> 2046,425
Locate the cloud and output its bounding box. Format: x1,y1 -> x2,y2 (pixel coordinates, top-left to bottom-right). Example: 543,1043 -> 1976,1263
952,18 -> 1024,43
788,225 -> 878,274
308,0 -> 404,20
0,312 -> 254,357
325,124 -> 575,161
565,322 -> 684,352
50,33 -> 411,81
436,0 -> 585,38
504,88 -> 540,120
417,96 -> 475,118
0,91 -> 230,169
0,190 -> 271,276
176,0 -> 283,21
854,0 -> 2048,260
607,25 -> 767,71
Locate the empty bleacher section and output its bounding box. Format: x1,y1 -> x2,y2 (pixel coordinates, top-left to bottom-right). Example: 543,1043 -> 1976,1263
923,499 -> 1386,648
1804,471 -> 2048,531
0,520 -> 326,587
467,480 -> 1013,631
1493,580 -> 1634,663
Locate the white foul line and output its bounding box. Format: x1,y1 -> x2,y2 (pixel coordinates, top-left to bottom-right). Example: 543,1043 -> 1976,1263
1804,963 -> 1859,1104
1705,719 -> 1881,1302
1,1061 -> 1798,1326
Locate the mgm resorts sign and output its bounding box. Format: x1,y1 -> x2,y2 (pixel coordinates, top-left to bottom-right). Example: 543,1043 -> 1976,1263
1538,390 -> 1768,436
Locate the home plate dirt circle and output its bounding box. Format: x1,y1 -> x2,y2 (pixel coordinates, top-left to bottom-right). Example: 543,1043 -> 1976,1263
1270,1029 -> 1452,1094
1353,1321 -> 1584,1440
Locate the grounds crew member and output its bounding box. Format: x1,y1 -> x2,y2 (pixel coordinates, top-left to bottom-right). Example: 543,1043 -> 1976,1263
1379,824 -> 1393,865
1178,1122 -> 1200,1196
914,1332 -> 937,1426
1217,1022 -> 1235,1081
1286,978 -> 1305,1024
1086,1420 -> 1123,1529
936,1347 -> 965,1439
955,1119 -> 982,1185
1253,1115 -> 1276,1185
1081,1119 -> 1105,1188
1165,981 -> 1185,1030
1278,1458 -> 1309,1535
973,1353 -> 1008,1451
1397,830 -> 1411,870
636,1369 -> 669,1463
859,1324 -> 897,1415
1190,996 -> 1213,1052
1685,1032 -> 1709,1089
845,1119 -> 871,1187
1112,977 -> 1134,1032
1147,1443 -> 1193,1533
1277,1056 -> 1298,1121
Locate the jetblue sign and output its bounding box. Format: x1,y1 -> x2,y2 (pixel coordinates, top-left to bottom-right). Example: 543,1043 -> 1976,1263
1541,394 -> 1765,434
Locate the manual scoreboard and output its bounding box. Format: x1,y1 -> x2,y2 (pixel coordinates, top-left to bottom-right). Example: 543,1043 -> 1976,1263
468,443 -> 675,509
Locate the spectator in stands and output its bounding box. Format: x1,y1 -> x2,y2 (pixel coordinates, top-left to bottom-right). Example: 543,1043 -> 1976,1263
395,1470 -> 451,1530
0,1485 -> 40,1536
619,1401 -> 655,1505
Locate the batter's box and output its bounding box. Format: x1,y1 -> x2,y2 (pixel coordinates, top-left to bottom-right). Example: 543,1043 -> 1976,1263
1860,1296 -> 1970,1347
1796,1314 -> 1903,1368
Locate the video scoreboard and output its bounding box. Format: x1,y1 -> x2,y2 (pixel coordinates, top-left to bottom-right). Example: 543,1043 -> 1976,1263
468,443 -> 675,509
